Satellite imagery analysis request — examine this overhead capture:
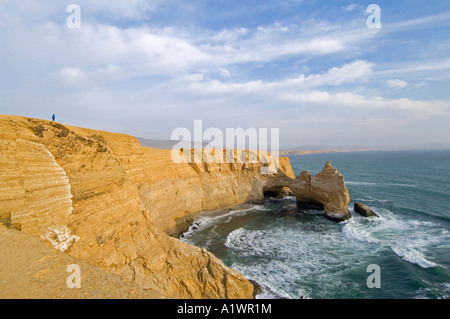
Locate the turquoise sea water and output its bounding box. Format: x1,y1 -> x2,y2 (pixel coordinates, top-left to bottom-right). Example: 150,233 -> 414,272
181,150 -> 450,299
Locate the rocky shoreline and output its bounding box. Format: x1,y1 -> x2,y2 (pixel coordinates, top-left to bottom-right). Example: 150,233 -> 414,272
1,115 -> 354,299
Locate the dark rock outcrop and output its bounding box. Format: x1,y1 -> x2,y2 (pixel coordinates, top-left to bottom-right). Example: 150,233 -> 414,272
354,202 -> 379,218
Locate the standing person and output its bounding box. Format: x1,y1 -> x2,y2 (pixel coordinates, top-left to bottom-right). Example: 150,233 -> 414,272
52,114 -> 55,122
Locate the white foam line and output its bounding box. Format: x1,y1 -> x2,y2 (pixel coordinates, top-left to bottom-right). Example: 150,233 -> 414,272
254,281 -> 293,300
181,204 -> 267,241
346,181 -> 379,186
391,245 -> 438,269
344,206 -> 445,269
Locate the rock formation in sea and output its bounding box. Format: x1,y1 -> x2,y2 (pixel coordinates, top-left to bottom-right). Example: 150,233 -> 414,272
0,115 -> 351,298
263,161 -> 352,222
354,202 -> 379,218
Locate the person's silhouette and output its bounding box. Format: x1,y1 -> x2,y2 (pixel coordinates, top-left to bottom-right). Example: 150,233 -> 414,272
52,114 -> 55,122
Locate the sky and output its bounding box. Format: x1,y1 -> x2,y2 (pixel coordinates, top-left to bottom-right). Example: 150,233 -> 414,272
1,0 -> 450,149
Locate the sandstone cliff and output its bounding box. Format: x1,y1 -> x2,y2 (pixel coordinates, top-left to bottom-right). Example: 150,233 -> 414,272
0,115 -> 293,298
0,115 -> 350,299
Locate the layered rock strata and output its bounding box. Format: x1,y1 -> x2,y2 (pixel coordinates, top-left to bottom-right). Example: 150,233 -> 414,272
0,115 -> 351,298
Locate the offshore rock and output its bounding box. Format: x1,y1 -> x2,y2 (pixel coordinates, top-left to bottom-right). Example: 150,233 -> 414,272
354,202 -> 379,218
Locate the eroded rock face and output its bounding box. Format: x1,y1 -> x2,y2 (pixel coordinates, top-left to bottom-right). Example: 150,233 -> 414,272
354,202 -> 379,218
0,118 -> 74,234
0,115 -> 295,299
312,162 -> 352,221
264,161 -> 352,222
0,115 -> 351,298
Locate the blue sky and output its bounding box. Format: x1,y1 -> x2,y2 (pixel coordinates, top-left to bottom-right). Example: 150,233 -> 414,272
1,0 -> 450,149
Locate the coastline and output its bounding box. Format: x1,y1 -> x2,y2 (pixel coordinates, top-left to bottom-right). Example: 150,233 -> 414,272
171,202 -> 265,239
0,115 -> 351,299
181,150 -> 450,299
177,202 -> 281,299
280,148 -> 450,156
0,115 -> 292,299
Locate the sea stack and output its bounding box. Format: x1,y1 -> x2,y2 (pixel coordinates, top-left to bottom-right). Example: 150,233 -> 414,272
354,202 -> 379,218
314,162 -> 352,222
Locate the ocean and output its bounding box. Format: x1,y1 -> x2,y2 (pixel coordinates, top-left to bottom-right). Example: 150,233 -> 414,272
180,150 -> 450,299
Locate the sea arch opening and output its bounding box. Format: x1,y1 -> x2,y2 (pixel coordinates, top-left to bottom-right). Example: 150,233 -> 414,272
262,185 -> 295,199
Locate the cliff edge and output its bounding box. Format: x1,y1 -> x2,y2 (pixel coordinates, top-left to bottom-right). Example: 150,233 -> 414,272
0,115 -> 350,298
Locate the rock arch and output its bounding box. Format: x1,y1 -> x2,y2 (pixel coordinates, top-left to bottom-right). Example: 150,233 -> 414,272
265,162 -> 351,222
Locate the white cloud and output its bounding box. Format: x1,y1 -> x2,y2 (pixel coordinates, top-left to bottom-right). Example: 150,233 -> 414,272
210,27 -> 250,43
55,64 -> 125,86
1,0 -> 383,91
280,90 -> 449,117
385,10 -> 450,32
377,59 -> 450,75
300,60 -> 373,87
5,22 -> 212,83
58,67 -> 84,83
342,4 -> 360,12
387,79 -> 409,89
183,60 -> 449,119
218,68 -> 231,78
186,60 -> 374,94
1,1 -> 450,148
80,0 -> 159,19
0,0 -> 166,24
